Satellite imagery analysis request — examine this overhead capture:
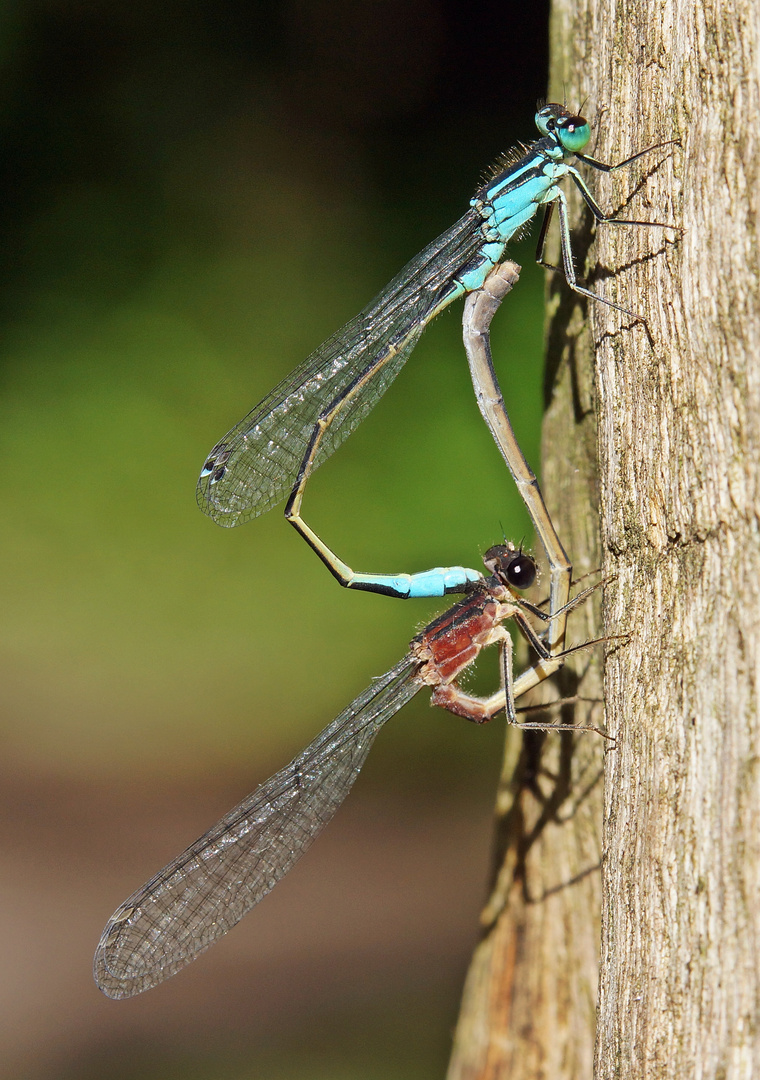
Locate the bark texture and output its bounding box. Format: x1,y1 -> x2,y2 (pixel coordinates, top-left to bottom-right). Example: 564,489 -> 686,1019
449,0 -> 760,1077
446,289 -> 604,1080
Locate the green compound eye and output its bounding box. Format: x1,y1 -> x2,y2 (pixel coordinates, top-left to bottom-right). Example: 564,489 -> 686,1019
558,117 -> 591,153
534,105 -> 590,153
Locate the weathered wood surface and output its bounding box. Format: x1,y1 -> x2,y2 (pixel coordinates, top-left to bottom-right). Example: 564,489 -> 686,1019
448,1 -> 760,1076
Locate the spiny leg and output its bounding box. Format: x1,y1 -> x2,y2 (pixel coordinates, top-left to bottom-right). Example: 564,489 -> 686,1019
433,633 -> 611,737
535,143 -> 681,321
574,137 -> 680,175
430,583 -> 613,736
539,189 -> 648,320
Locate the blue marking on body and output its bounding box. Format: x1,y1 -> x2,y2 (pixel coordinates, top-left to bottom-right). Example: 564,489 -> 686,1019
482,171 -> 565,230
350,566 -> 481,599
407,566 -> 481,598
456,241 -> 507,292
496,173 -> 554,212
490,201 -> 542,234
485,158 -> 541,198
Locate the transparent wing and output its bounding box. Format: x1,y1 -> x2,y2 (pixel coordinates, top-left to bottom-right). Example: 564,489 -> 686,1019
94,655 -> 421,999
196,210 -> 484,526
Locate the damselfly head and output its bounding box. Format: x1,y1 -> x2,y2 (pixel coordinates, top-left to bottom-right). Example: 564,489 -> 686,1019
482,544 -> 537,591
535,103 -> 590,154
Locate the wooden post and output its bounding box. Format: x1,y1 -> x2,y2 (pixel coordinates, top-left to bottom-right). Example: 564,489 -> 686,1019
449,1 -> 760,1076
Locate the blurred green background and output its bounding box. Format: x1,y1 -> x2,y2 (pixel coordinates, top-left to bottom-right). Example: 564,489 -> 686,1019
0,1 -> 551,1077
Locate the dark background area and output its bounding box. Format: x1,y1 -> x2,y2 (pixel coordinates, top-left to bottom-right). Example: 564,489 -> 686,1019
0,2 -> 550,1077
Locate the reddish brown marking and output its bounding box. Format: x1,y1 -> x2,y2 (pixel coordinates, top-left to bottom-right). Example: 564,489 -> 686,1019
412,588 -> 506,685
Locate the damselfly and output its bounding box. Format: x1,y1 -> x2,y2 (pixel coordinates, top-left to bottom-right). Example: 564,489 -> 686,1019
197,104 -> 677,602
94,543 -> 600,999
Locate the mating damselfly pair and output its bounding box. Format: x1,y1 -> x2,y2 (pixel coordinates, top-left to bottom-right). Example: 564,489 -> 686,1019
94,104 -> 678,998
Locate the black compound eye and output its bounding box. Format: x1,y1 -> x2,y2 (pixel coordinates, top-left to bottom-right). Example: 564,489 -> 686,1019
504,553 -> 537,590
482,545 -> 537,589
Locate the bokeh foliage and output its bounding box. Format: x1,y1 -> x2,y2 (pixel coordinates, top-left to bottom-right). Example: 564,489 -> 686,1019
0,0 -> 549,779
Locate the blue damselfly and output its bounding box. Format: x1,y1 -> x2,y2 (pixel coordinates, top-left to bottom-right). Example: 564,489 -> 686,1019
197,104 -> 676,606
